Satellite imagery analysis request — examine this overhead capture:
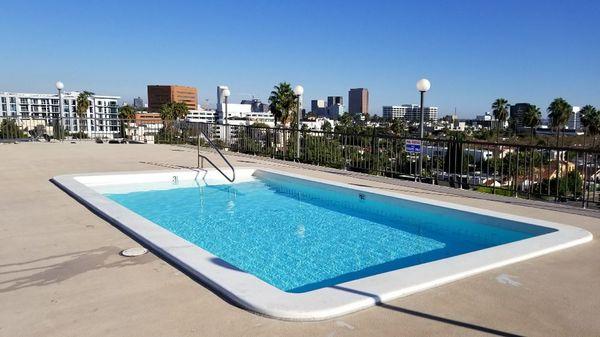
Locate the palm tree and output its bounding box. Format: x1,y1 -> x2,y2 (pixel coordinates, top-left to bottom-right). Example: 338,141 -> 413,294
523,104 -> 541,144
118,105 -> 136,139
580,105 -> 597,148
268,82 -> 297,126
76,91 -> 94,137
159,102 -> 189,121
547,97 -> 572,148
581,105 -> 600,149
492,98 -> 509,143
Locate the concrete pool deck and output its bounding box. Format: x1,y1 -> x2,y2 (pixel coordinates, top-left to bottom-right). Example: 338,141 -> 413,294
1,142 -> 599,336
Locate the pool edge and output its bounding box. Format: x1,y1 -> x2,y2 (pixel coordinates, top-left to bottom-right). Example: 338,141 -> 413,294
51,168 -> 594,321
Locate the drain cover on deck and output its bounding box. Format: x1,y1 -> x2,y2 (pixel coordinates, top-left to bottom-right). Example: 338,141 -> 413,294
121,247 -> 148,257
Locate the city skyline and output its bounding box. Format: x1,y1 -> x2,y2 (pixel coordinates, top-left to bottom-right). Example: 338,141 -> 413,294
1,0 -> 599,117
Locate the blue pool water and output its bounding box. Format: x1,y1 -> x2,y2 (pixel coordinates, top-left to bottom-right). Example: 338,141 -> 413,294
105,172 -> 555,293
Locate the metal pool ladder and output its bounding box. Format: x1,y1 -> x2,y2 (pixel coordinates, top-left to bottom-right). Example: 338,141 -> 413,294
197,128 -> 235,182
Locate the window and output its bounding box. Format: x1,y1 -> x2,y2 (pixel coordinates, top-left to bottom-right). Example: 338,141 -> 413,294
1,97 -> 6,103
51,99 -> 59,105
1,104 -> 6,111
20,105 -> 28,111
10,104 -> 17,111
9,97 -> 16,103
64,99 -> 69,105
20,98 -> 28,104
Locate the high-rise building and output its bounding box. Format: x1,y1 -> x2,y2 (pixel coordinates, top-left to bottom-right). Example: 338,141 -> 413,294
568,106 -> 582,130
509,103 -> 531,129
348,88 -> 369,115
133,96 -> 144,109
327,96 -> 343,107
311,99 -> 327,116
147,85 -> 198,113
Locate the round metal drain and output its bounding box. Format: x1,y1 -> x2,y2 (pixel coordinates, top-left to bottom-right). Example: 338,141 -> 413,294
121,247 -> 148,257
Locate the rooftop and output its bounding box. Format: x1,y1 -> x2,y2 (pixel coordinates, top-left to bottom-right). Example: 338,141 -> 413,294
1,142 -> 599,336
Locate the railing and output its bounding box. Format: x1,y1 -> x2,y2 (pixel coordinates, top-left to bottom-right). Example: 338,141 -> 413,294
2,116 -> 599,209
196,124 -> 235,182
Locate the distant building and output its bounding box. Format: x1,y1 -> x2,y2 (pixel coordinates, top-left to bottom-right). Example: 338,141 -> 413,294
186,109 -> 218,124
476,111 -> 496,128
568,106 -> 581,130
133,96 -> 144,109
134,112 -> 161,126
311,99 -> 327,116
147,85 -> 198,113
509,103 -> 531,129
383,106 -> 407,120
0,91 -> 120,134
327,96 -> 343,107
348,88 -> 369,115
240,99 -> 269,113
383,104 -> 438,121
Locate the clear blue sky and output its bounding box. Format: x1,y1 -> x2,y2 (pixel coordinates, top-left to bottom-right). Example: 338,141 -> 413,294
1,0 -> 599,117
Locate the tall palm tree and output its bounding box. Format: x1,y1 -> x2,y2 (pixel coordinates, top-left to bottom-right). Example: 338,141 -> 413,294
76,91 -> 94,137
118,105 -> 136,139
581,105 -> 600,149
268,82 -> 297,126
580,105 -> 597,148
523,104 -> 541,144
547,97 -> 572,148
492,98 -> 509,143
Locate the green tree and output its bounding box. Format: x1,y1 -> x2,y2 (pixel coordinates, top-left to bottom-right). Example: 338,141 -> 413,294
492,98 -> 509,143
76,91 -> 94,137
0,119 -> 27,139
321,120 -> 332,133
118,105 -> 136,139
523,104 -> 541,144
547,97 -> 572,147
252,122 -> 270,128
389,118 -> 406,136
159,102 -> 189,120
119,105 -> 135,120
268,82 -> 297,126
581,105 -> 600,149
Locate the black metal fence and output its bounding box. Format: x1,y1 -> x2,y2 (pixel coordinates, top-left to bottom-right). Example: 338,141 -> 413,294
2,116 -> 599,209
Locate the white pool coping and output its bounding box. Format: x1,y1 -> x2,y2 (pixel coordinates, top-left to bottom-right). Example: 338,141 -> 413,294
52,167 -> 593,321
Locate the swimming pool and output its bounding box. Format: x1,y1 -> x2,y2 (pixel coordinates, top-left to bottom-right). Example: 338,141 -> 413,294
53,168 -> 592,320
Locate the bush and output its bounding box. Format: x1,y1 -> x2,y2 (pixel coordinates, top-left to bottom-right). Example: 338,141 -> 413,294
0,119 -> 28,139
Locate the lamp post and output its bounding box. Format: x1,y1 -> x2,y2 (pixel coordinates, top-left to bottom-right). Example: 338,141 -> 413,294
222,88 -> 230,144
55,81 -> 64,140
416,78 -> 431,180
293,85 -> 304,160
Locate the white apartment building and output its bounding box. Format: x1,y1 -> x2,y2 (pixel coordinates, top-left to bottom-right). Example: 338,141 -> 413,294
186,109 -> 218,123
382,104 -> 438,121
567,106 -> 581,130
382,106 -> 407,119
0,91 -> 120,134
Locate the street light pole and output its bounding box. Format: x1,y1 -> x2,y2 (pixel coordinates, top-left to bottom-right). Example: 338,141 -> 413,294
416,79 -> 431,181
222,88 -> 230,144
55,81 -> 64,140
293,85 -> 304,160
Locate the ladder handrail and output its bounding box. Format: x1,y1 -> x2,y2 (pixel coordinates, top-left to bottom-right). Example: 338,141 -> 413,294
197,128 -> 235,182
